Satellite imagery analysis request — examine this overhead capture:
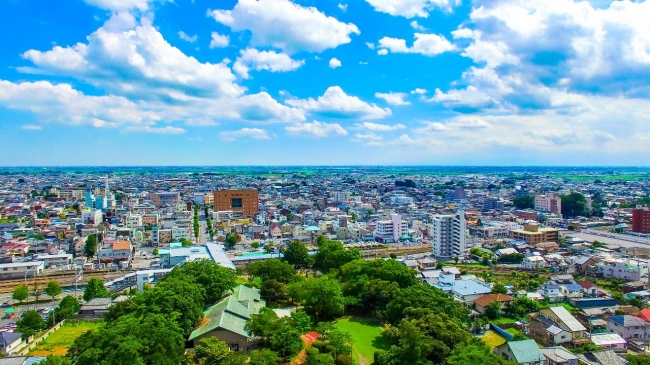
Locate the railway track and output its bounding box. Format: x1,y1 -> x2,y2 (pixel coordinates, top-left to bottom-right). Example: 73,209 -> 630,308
0,272 -> 127,294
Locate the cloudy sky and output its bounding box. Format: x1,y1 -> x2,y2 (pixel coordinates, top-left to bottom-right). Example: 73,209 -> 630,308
1,0 -> 649,166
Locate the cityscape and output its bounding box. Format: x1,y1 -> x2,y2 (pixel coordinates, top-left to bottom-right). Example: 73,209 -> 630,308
2,0 -> 650,364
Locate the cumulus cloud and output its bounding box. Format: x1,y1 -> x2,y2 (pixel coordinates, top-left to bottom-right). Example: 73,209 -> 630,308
209,32 -> 229,48
329,58 -> 342,69
84,0 -> 153,11
125,125 -> 186,134
355,122 -> 406,131
233,48 -> 304,78
377,33 -> 455,56
286,86 -> 391,119
208,0 -> 360,53
220,128 -> 271,141
375,92 -> 410,105
286,121 -> 348,137
21,124 -> 42,130
364,0 -> 460,18
411,88 -> 427,94
178,31 -> 197,43
410,21 -> 426,31
184,118 -> 218,127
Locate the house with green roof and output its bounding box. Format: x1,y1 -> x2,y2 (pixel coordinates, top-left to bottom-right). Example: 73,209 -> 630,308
188,285 -> 266,352
494,339 -> 545,365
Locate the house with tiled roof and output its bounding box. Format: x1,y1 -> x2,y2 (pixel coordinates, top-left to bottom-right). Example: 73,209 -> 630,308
474,293 -> 514,315
606,315 -> 649,342
188,285 -> 265,351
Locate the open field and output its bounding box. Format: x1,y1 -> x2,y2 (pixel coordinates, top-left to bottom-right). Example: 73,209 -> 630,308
333,317 -> 390,365
29,321 -> 102,357
480,331 -> 507,349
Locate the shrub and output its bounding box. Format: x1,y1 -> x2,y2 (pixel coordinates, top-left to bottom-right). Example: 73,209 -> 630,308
325,345 -> 336,354
336,354 -> 353,365
312,340 -> 327,351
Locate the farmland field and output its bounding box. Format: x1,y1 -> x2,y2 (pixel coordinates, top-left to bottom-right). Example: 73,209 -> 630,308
29,321 -> 102,357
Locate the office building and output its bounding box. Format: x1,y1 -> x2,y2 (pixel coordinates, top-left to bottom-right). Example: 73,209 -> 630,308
483,197 -> 505,212
431,210 -> 466,258
632,207 -> 650,234
214,189 -> 259,217
535,193 -> 562,214
151,192 -> 181,208
509,222 -> 560,244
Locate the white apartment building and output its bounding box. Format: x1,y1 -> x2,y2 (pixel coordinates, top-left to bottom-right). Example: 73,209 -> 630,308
171,227 -> 191,241
390,194 -> 414,205
431,210 -> 466,258
330,191 -> 349,203
535,193 -> 562,214
597,258 -> 649,281
125,213 -> 143,228
473,222 -> 522,238
81,209 -> 103,226
373,214 -> 408,243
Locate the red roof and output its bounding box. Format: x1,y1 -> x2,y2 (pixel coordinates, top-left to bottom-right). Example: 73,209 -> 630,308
638,308 -> 650,322
578,281 -> 596,289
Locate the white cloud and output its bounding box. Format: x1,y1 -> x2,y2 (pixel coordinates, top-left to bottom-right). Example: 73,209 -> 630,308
411,88 -> 427,94
209,32 -> 229,48
220,128 -> 271,141
410,20 -> 426,31
364,0 -> 460,18
286,121 -> 348,137
375,92 -> 410,105
21,124 -> 42,130
338,3 -> 348,11
355,121 -> 406,131
208,0 -> 360,53
329,58 -> 342,69
353,132 -> 383,141
84,0 -> 153,11
178,31 -> 197,43
185,118 -> 218,127
461,39 -> 519,68
286,86 -> 391,119
233,48 -> 304,78
125,125 -> 186,134
366,42 -> 375,49
378,33 -> 455,56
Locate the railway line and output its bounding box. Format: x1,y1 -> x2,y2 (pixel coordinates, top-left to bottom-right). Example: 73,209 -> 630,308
0,271 -> 128,294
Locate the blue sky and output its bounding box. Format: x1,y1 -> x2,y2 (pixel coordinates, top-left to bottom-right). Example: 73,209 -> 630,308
1,0 -> 649,166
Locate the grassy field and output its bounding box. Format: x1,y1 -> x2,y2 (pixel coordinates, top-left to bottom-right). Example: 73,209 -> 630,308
29,321 -> 102,357
333,317 -> 391,365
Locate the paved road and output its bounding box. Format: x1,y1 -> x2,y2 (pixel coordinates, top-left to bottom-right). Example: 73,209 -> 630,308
564,231 -> 650,249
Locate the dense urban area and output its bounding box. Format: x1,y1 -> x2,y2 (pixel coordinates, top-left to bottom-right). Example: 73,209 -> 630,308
0,167 -> 649,365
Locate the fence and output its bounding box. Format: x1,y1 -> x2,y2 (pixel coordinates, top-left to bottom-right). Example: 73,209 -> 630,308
14,320 -> 66,356
490,324 -> 513,341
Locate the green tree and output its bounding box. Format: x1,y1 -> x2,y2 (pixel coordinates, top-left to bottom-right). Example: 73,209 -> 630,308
249,349 -> 282,365
303,276 -> 345,320
179,238 -> 192,247
316,235 -> 327,247
248,258 -> 296,283
194,337 -> 230,364
512,195 -> 534,209
261,279 -> 287,303
384,284 -> 469,325
13,284 -> 28,303
69,313 -> 185,365
44,280 -> 62,300
283,241 -> 312,268
49,295 -> 81,325
314,240 -> 361,272
83,277 -> 110,301
491,283 -> 508,295
251,241 -> 261,250
32,283 -> 42,301
485,302 -> 502,320
84,234 -> 98,258
161,259 -> 236,305
152,248 -> 159,256
225,233 -> 239,249
561,192 -> 589,218
17,310 -> 45,338
246,308 -> 304,360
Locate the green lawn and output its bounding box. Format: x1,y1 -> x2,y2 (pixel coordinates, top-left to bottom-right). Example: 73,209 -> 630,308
333,317 -> 391,364
29,321 -> 103,357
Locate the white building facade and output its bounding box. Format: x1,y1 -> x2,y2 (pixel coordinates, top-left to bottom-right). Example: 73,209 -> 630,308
431,210 -> 466,258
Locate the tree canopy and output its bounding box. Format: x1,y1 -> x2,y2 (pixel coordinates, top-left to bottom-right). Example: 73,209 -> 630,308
512,195 -> 534,209
561,192 -> 589,218
282,241 -> 312,268
13,284 -> 28,303
160,259 -> 236,305
83,277 -> 110,301
84,234 -> 98,258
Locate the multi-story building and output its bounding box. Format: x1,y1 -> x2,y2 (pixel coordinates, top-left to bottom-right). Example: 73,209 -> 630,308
632,207 -> 650,234
214,189 -> 259,217
171,226 -> 191,241
390,194 -> 414,205
125,213 -> 143,228
373,214 -> 408,243
606,315 -> 649,341
151,192 -> 181,208
431,210 -> 466,258
535,193 -> 562,214
329,191 -> 349,203
81,209 -> 103,226
509,222 -> 559,244
597,258 -> 649,281
483,197 -> 505,212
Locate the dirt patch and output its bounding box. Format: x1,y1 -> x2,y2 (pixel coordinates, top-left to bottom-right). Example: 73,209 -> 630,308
354,346 -> 372,365
30,345 -> 68,357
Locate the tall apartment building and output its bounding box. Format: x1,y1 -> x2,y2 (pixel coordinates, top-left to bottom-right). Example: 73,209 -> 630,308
329,191 -> 349,203
535,193 -> 562,214
632,208 -> 650,234
373,214 -> 408,243
151,192 -> 181,208
431,210 -> 466,258
213,189 -> 259,217
483,197 -> 505,212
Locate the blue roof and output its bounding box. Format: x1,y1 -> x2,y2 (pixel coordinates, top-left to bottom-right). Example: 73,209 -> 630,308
563,284 -> 583,291
451,280 -> 492,297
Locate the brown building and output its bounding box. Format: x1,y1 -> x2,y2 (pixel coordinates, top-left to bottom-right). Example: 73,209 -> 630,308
632,208 -> 650,234
213,189 -> 259,217
509,222 -> 560,244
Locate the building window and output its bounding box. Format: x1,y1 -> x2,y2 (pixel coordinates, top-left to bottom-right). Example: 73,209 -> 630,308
231,198 -> 243,208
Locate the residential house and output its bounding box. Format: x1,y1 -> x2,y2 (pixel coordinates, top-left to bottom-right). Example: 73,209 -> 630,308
540,346 -> 578,365
578,281 -> 599,297
0,331 -> 23,355
522,255 -> 546,270
79,297 -> 112,316
577,349 -> 627,365
606,315 -> 649,342
538,306 -> 588,345
560,284 -> 584,299
494,339 -> 545,365
474,293 -> 514,315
